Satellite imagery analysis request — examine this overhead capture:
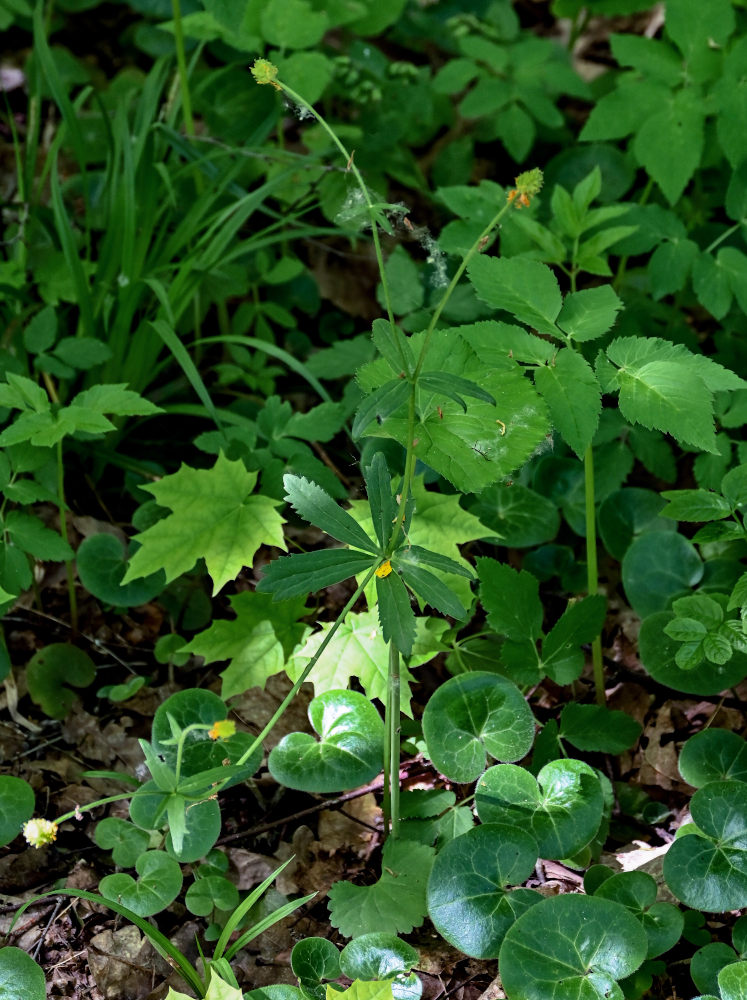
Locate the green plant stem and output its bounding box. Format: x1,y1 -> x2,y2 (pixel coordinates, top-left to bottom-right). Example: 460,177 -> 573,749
235,565 -> 379,769
383,642 -> 401,838
276,81 -> 403,370
54,791 -> 135,826
705,221 -> 744,255
55,439 -> 77,632
170,0 -> 203,196
584,444 -> 605,705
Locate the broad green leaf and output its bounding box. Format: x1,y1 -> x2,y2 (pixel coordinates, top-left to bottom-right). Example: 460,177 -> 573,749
0,947 -> 46,1000
665,0 -> 735,58
422,672 -> 535,783
534,348 -> 601,458
476,760 -> 604,859
71,384 -> 161,417
370,319 -> 415,376
268,690 -> 384,793
426,824 -> 540,958
632,92 -> 704,205
610,33 -> 682,85
338,934 -> 418,988
722,464 -> 747,510
660,490 -> 733,523
285,611 -> 444,716
352,380 -> 411,441
0,373 -> 50,412
376,571 -> 416,656
256,549 -> 376,601
467,256 -> 562,336
663,781 -> 747,911
542,594 -> 607,681
292,937 -> 341,1000
183,592 -> 308,699
499,895 -> 648,1000
328,840 -> 434,937
260,0 -> 327,48
478,557 -> 543,642
719,962 -> 747,1000
283,475 -> 379,554
377,246 -> 423,316
468,483 -> 559,548
690,942 -> 739,1000
358,327 -> 549,492
26,644 -> 96,718
593,871 -> 684,959
694,250 -> 734,318
559,704 -> 641,754
598,488 -> 672,560
621,532 -> 703,618
94,817 -> 151,867
327,984 -> 394,1000
678,729 -> 747,788
76,533 -> 164,607
556,286 -> 623,343
0,777 -> 34,848
99,850 -> 182,916
185,875 -> 239,916
165,797 -> 221,862
123,454 -> 286,594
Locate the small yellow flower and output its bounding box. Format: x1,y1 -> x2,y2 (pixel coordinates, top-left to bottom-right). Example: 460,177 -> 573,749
375,560 -> 393,578
23,818 -> 58,848
251,59 -> 281,91
208,719 -> 236,740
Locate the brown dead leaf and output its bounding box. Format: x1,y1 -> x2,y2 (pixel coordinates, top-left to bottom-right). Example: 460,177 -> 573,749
636,704 -> 680,790
88,925 -> 170,1000
317,793 -> 380,857
231,674 -> 313,752
226,849 -> 275,890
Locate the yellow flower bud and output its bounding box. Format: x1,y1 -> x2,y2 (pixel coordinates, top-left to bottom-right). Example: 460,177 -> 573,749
251,59 -> 281,91
23,818 -> 58,848
375,560 -> 393,578
208,719 -> 236,740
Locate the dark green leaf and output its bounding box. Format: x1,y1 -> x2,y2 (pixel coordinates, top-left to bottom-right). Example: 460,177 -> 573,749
284,475 -> 379,554
396,559 -> 467,620
478,557 -> 543,642
376,571 -> 416,656
559,704 -> 642,754
256,549 -> 377,601
364,452 -> 397,550
352,379 -> 411,440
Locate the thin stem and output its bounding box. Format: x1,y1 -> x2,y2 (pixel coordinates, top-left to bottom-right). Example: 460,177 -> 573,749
385,642 -> 401,839
235,566 -> 378,768
705,221 -> 743,256
54,792 -> 134,826
584,444 -> 605,705
56,440 -> 77,633
170,0 -> 203,195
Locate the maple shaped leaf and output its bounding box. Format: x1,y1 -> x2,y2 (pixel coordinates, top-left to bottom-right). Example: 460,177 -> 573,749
328,840 -> 434,937
123,454 -> 286,594
284,610 -> 447,717
183,592 -> 309,700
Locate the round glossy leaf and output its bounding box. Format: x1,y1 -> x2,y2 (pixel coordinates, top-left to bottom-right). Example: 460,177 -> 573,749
663,781 -> 747,911
0,777 -> 34,848
94,817 -> 151,867
165,796 -> 222,863
245,989 -> 304,1000
185,875 -> 239,916
129,780 -> 167,832
77,533 -> 164,607
622,532 -> 703,618
26,643 -> 96,718
639,613 -> 747,694
99,850 -> 182,916
475,760 -> 603,860
594,871 -> 684,958
499,895 -> 648,1000
0,947 -> 46,1000
719,961 -> 747,1000
339,934 -> 417,981
679,729 -> 747,787
427,823 -> 540,958
468,483 -> 560,548
691,943 -> 739,996
268,689 -> 384,793
291,937 -> 341,1000
598,488 -> 672,561
152,689 -> 261,780
422,672 -> 535,783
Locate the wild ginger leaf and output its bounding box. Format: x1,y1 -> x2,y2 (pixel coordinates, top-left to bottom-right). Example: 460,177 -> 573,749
534,349 -> 601,458
283,475 -> 380,554
328,840 -> 434,937
123,454 -> 286,594
467,256 -> 563,336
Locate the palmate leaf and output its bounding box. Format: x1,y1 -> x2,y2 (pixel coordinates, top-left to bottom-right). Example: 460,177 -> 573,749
356,327 -> 549,493
284,610 -> 445,716
123,454 -> 286,594
328,840 -> 434,937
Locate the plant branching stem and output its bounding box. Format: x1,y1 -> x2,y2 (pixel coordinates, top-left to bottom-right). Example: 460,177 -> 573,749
235,565 -> 378,769
383,642 -> 401,837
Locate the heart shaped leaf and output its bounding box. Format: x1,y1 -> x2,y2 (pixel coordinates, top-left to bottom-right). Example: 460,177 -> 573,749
0,777 -> 34,848
291,938 -> 341,1000
498,895 -> 648,1000
475,760 -> 604,859
593,871 -> 684,958
268,690 -> 384,793
426,824 -> 541,958
0,947 -> 46,1000
678,729 -> 747,787
340,934 -> 420,1000
664,781 -> 747,911
422,672 -> 535,783
639,613 -> 747,694
99,850 -> 182,916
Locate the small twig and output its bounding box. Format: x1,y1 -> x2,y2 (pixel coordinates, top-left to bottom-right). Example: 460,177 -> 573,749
32,896 -> 65,959
218,778 -> 385,844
